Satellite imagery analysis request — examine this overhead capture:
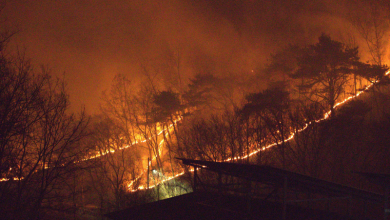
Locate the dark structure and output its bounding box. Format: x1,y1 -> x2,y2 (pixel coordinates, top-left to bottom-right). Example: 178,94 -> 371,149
357,172 -> 390,220
105,159 -> 386,220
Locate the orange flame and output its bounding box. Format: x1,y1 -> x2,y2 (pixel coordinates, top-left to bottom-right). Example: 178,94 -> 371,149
128,70 -> 390,192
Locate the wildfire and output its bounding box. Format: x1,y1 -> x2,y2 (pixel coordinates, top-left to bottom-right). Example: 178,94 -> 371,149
127,138 -> 166,190
0,177 -> 23,182
80,122 -> 177,162
0,120 -> 179,182
128,70 -> 390,192
2,70 -> 389,190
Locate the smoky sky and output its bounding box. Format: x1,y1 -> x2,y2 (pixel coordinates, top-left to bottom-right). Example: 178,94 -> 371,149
4,0 -> 364,114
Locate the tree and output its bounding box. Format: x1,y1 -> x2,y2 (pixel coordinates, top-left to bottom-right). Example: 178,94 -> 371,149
0,52 -> 89,219
241,84 -> 291,168
355,62 -> 389,85
354,62 -> 389,117
153,90 -> 182,124
291,34 -> 360,117
183,73 -> 242,115
182,73 -> 219,113
152,90 -> 182,179
266,45 -> 302,85
100,74 -> 138,148
88,116 -> 139,213
177,110 -> 254,163
286,102 -> 328,178
349,0 -> 390,65
100,74 -> 154,188
101,73 -> 168,193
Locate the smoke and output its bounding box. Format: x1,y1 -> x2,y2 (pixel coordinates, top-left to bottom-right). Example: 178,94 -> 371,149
3,0 -> 384,113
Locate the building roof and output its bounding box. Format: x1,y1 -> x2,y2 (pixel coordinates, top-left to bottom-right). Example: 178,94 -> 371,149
178,158 -> 383,203
105,159 -> 384,220
104,192 -> 242,220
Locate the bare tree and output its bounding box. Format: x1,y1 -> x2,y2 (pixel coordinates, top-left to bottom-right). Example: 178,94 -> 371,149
0,52 -> 89,219
349,0 -> 390,65
100,73 -> 165,191
87,116 -> 139,213
286,102 -> 328,178
241,84 -> 292,168
177,109 -> 256,164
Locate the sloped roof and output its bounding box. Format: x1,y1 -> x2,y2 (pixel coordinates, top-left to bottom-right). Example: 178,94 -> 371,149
178,158 -> 383,203
104,192 -> 242,220
105,159 -> 384,220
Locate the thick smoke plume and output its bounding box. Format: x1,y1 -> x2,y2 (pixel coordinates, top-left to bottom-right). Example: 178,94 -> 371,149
4,0 -> 388,112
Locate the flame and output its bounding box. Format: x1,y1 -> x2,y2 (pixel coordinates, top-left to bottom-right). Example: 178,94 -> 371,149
0,119 -> 180,182
128,70 -> 390,192
0,177 -> 23,181
127,138 -> 166,190
2,70 -> 388,190
80,122 -> 177,162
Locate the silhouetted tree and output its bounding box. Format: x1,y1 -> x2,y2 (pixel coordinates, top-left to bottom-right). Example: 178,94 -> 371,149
0,53 -> 89,219
287,102 -> 328,178
291,34 -> 360,117
266,45 -> 302,85
183,72 -> 244,115
242,84 -> 291,168
88,116 -> 139,213
355,62 -> 389,117
100,74 -> 162,188
100,74 -> 138,148
177,110 -> 254,162
349,0 -> 389,65
153,90 -> 182,123
182,73 -> 218,114
355,62 -> 389,85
